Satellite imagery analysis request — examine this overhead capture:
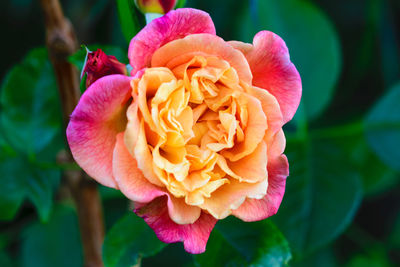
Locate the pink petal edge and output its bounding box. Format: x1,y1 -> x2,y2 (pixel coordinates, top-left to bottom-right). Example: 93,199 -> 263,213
230,31 -> 302,123
135,196 -> 217,254
231,154 -> 289,222
128,8 -> 216,75
66,74 -> 132,188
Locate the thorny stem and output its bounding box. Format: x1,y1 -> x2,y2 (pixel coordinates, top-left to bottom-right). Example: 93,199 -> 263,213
39,0 -> 105,266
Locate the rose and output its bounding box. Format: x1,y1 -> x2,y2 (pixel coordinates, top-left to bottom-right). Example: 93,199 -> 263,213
67,8 -> 301,253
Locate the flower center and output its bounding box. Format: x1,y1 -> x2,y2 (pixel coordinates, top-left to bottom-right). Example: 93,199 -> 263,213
129,55 -> 266,206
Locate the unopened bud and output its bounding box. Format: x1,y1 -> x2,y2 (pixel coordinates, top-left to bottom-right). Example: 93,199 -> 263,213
82,49 -> 127,88
134,0 -> 177,15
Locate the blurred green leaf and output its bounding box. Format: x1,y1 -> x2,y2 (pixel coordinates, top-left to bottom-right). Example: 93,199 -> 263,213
239,0 -> 341,120
365,82 -> 400,171
21,204 -> 83,267
273,137 -> 362,257
103,212 -> 167,267
80,73 -> 87,94
0,138 -> 23,220
0,251 -> 12,267
0,144 -> 60,222
116,0 -> 143,43
195,217 -> 291,266
0,48 -> 62,222
390,212 -> 400,250
346,248 -> 392,267
348,135 -> 398,196
309,123 -> 399,197
291,246 -> 338,267
0,233 -> 13,267
0,48 -> 64,158
175,0 -> 186,8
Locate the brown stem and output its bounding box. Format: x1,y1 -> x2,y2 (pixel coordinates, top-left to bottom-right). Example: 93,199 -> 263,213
39,0 -> 105,266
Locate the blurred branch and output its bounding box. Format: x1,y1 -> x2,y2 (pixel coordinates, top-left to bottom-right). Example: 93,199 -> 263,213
39,1 -> 105,266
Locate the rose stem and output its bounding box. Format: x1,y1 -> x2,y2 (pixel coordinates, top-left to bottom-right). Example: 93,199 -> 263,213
39,0 -> 105,266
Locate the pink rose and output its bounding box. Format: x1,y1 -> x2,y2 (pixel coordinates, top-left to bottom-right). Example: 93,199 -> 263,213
67,8 -> 301,253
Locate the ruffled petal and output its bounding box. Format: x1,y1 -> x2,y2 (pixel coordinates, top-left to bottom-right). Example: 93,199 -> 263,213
128,8 -> 216,75
232,130 -> 289,222
113,132 -> 164,202
199,178 -> 268,220
231,155 -> 288,221
221,93 -> 267,161
246,86 -> 284,141
116,132 -> 201,224
152,34 -> 252,85
225,141 -> 268,183
124,98 -> 165,187
229,31 -> 301,123
135,196 -> 217,254
167,195 -> 201,224
66,75 -> 132,188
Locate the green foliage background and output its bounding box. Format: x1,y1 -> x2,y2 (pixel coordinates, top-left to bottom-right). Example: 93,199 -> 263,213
0,0 -> 399,266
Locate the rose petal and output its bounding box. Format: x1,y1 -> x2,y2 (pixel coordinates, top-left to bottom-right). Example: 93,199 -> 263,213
231,154 -> 288,221
135,196 -> 217,254
167,195 -> 201,225
66,75 -> 132,188
246,86 -> 284,141
221,93 -> 267,161
229,31 -> 302,123
124,88 -> 166,187
128,8 -> 216,75
152,34 -> 252,85
226,141 -> 268,183
113,132 -> 165,202
116,131 -> 201,224
232,130 -> 289,221
199,178 -> 268,220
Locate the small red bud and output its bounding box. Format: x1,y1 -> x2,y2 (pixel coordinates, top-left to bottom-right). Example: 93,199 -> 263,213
134,0 -> 177,14
82,49 -> 127,88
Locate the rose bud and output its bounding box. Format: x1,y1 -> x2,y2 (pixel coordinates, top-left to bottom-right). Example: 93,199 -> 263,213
134,0 -> 177,14
82,49 -> 127,88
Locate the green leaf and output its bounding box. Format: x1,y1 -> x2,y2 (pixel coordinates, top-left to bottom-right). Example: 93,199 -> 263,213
0,48 -> 64,158
175,0 -> 186,8
346,248 -> 392,267
239,0 -> 341,120
0,145 -> 60,222
0,48 -> 62,221
103,212 -> 167,267
365,82 -> 400,171
0,234 -> 13,267
309,123 -> 399,197
195,217 -> 291,267
21,204 -> 83,267
347,135 -> 398,197
389,212 -> 400,250
0,194 -> 23,221
116,0 -> 143,43
0,251 -> 12,267
273,137 -> 362,257
80,73 -> 87,94
292,246 -> 338,267
0,137 -> 23,220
